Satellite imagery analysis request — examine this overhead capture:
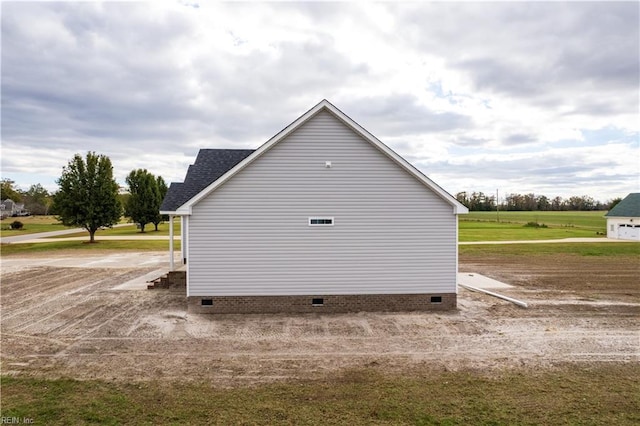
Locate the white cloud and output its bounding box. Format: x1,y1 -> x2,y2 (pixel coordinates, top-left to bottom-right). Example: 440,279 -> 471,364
1,1 -> 638,202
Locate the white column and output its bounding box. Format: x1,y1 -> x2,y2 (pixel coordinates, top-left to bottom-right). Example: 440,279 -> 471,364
181,215 -> 187,264
169,214 -> 174,271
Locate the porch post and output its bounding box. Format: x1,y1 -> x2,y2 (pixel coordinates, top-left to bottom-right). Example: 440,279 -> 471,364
169,214 -> 175,271
181,216 -> 188,264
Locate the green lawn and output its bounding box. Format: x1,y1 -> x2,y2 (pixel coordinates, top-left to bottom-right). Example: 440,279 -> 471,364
463,210 -> 606,228
2,364 -> 638,425
0,215 -> 71,236
0,218 -> 179,255
459,242 -> 639,257
0,216 -> 142,238
0,239 -> 179,256
459,221 -> 603,241
460,210 -> 607,241
50,221 -> 181,238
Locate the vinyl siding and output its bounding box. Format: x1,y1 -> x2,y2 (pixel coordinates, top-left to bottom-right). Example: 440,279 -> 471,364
188,110 -> 457,296
606,217 -> 640,240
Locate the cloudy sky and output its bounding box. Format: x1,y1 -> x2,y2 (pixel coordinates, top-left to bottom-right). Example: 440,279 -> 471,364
2,1 -> 638,203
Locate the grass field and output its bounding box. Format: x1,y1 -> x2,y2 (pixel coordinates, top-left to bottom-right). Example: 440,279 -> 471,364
459,241 -> 639,256
463,210 -> 607,228
0,215 -> 140,237
0,239 -> 179,256
51,220 -> 181,238
2,364 -> 638,425
460,210 -> 607,241
0,215 -> 71,236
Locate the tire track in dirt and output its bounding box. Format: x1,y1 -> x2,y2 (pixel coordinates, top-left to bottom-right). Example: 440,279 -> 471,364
2,268 -> 118,318
2,253 -> 639,385
1,267 -> 95,303
3,268 -> 153,330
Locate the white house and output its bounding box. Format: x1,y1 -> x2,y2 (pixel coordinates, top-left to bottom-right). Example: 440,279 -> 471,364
160,100 -> 468,314
1,199 -> 27,219
605,193 -> 640,241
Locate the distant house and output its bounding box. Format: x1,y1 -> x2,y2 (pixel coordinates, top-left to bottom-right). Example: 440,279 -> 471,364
161,100 -> 468,314
605,193 -> 640,241
0,199 -> 27,219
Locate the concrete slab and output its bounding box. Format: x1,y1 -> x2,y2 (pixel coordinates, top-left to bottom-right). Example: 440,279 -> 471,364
458,272 -> 513,289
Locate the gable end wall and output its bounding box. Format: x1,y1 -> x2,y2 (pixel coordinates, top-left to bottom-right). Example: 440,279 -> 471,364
188,110 -> 458,297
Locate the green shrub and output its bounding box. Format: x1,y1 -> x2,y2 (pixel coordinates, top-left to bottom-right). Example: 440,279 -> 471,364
523,221 -> 548,228
10,220 -> 24,230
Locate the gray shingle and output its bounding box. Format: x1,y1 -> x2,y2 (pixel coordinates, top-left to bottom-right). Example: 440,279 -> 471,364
160,149 -> 254,212
605,193 -> 640,217
159,182 -> 184,212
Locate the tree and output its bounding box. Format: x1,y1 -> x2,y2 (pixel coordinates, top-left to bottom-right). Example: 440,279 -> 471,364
455,191 -> 496,211
152,176 -> 168,231
23,183 -> 52,215
551,196 -> 565,211
505,193 -> 526,211
567,195 -> 595,211
1,178 -> 22,202
607,197 -> 622,210
455,191 -> 469,208
536,195 -> 550,211
523,193 -> 537,211
125,169 -> 158,233
53,152 -> 122,243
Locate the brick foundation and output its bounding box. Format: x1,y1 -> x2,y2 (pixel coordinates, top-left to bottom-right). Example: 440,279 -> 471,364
188,293 -> 456,314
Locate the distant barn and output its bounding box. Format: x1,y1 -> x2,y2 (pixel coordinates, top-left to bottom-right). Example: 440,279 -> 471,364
161,100 -> 468,314
605,193 -> 640,241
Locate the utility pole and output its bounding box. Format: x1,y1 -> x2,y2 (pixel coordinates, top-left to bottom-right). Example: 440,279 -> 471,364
496,188 -> 500,223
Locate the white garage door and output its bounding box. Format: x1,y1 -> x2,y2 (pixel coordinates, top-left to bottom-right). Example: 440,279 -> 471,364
618,224 -> 640,241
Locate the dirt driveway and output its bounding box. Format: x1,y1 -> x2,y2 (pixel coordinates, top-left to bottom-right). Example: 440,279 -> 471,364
1,252 -> 638,386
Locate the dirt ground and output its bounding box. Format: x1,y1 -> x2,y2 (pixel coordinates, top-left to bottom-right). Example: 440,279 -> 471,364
1,251 -> 638,386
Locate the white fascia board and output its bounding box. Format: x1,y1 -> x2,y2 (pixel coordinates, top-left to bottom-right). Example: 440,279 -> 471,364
180,99 -> 469,215
160,207 -> 191,216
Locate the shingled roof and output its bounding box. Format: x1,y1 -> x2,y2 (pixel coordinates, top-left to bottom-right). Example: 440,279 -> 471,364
605,193 -> 640,217
160,149 -> 254,212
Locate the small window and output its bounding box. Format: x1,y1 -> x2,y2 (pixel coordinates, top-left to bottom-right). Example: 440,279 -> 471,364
312,298 -> 324,306
309,217 -> 334,226
201,299 -> 213,306
430,296 -> 442,304
610,225 -> 614,231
